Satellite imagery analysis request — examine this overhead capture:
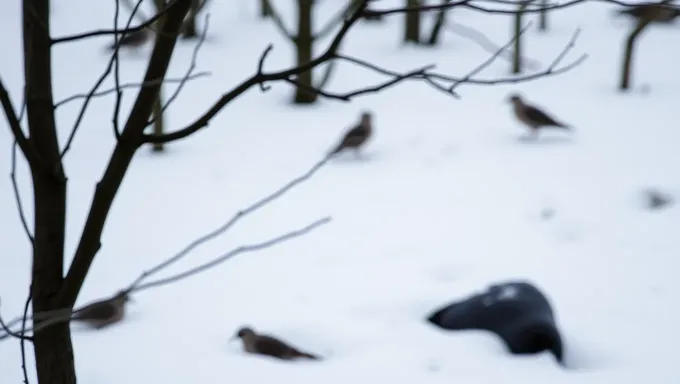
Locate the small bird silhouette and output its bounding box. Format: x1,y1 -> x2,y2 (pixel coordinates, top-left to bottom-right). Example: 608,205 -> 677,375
107,29 -> 150,50
328,111 -> 373,158
616,2 -> 680,23
70,290 -> 131,329
232,326 -> 321,361
507,94 -> 571,138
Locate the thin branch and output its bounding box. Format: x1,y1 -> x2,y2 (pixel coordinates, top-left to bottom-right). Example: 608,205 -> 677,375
0,299 -> 33,342
370,0 -> 662,16
60,0 -> 145,158
126,156 -> 331,291
51,0 -> 181,44
19,288 -> 31,384
53,73 -> 211,109
129,216 -> 332,293
448,22 -> 534,92
139,0 -> 378,144
113,0 -> 124,140
446,20 -> 541,70
11,141 -> 34,244
146,13 -> 210,127
285,64 -> 435,101
0,77 -> 40,166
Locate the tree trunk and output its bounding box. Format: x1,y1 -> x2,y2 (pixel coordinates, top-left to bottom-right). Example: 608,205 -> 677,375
293,0 -> 317,104
620,16 -> 655,91
538,0 -> 548,31
512,2 -> 529,74
23,0 -> 76,383
404,0 -> 421,44
151,91 -> 165,152
260,0 -> 273,18
426,0 -> 452,46
181,0 -> 200,39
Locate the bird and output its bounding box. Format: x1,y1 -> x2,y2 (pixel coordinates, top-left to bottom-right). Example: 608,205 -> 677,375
615,2 -> 680,23
69,290 -> 131,329
232,326 -> 321,361
107,29 -> 151,50
327,111 -> 373,158
507,94 -> 571,138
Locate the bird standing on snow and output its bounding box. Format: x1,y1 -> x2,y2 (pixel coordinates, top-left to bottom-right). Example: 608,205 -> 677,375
107,29 -> 150,50
70,290 -> 131,329
327,111 -> 373,158
507,94 -> 571,138
232,326 -> 321,361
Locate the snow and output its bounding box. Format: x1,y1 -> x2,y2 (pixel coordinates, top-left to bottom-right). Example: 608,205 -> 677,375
1,0 -> 679,383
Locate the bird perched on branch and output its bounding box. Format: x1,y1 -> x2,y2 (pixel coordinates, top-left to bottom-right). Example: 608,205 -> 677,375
328,111 -> 373,158
507,94 -> 571,138
232,326 -> 321,361
615,2 -> 680,23
70,290 -> 131,329
107,29 -> 151,50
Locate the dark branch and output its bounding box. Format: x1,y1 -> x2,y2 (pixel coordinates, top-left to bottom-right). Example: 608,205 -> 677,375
51,0 -> 180,44
126,156 -> 331,291
285,64 -> 435,101
313,1 -> 355,40
0,299 -> 33,342
0,77 -> 40,166
53,73 -> 211,109
19,289 -> 31,384
129,216 -> 332,293
112,0 -> 124,140
371,0 -> 663,15
11,141 -> 34,244
140,0 -> 372,144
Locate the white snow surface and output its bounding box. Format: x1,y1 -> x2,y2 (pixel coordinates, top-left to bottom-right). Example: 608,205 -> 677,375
1,0 -> 680,383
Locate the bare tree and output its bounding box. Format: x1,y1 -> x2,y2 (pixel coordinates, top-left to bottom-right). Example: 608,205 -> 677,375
0,0 -> 604,383
181,0 -> 203,38
404,0 -> 422,43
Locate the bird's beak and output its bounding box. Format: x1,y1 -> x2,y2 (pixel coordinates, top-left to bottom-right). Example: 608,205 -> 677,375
229,335 -> 238,342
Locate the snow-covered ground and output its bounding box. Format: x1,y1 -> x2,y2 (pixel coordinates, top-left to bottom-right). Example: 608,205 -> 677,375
1,0 -> 679,382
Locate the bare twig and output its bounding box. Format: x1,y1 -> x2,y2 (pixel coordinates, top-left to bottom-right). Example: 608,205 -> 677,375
11,141 -> 34,244
0,78 -> 40,166
129,216 -> 332,293
113,0 -> 124,140
51,0 -> 181,44
126,156 -> 331,291
0,299 -> 33,342
370,0 -> 660,16
446,20 -> 541,70
60,0 -> 145,158
19,288 -> 31,384
54,73 -> 211,109
285,64 -> 435,101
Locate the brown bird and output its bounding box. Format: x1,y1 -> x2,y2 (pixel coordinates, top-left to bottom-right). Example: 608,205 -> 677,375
508,94 -> 571,138
232,326 -> 321,361
616,2 -> 680,23
107,29 -> 150,50
70,290 -> 131,329
328,111 -> 373,158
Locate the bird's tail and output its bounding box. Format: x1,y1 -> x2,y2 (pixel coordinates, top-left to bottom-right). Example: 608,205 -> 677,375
294,350 -> 321,360
327,142 -> 343,157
